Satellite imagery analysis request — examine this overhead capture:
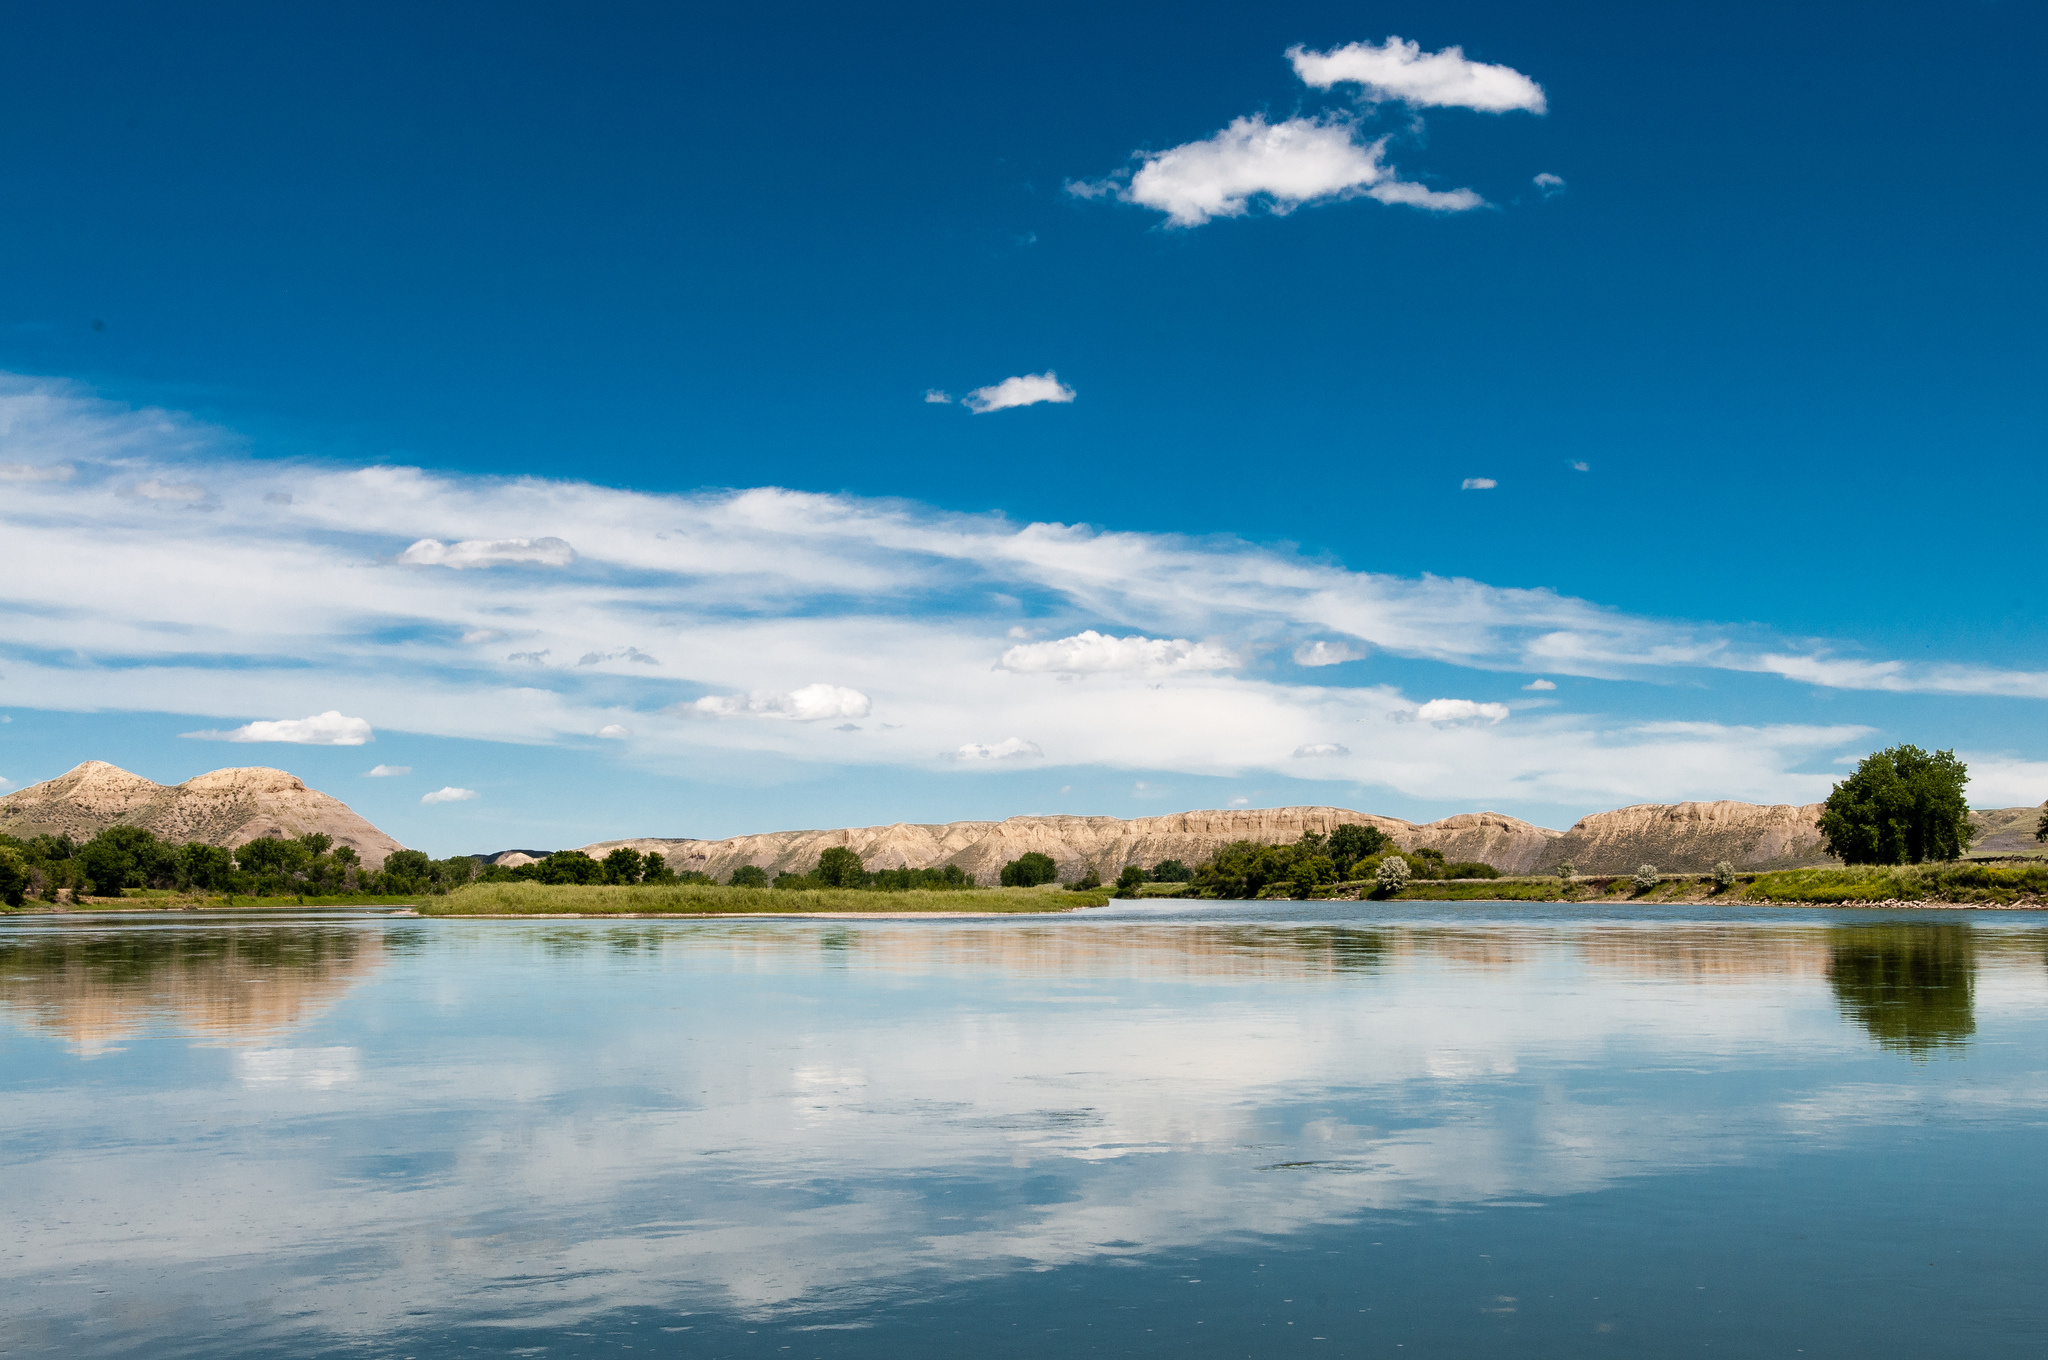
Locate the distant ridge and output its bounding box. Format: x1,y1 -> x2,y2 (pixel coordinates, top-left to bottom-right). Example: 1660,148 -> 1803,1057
0,761 -> 406,868
560,799 -> 1941,883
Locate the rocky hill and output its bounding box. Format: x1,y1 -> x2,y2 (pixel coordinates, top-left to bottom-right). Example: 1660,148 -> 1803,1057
0,761 -> 405,868
570,805 -> 1566,884
565,800 -> 2041,883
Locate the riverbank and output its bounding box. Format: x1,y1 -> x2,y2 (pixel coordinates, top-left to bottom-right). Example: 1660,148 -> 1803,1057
416,881 -> 1114,915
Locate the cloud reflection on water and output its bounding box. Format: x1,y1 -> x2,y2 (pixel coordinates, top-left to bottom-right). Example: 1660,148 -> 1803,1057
0,908 -> 2041,1352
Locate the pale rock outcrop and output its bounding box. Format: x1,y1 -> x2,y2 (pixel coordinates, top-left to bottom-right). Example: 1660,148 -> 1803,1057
580,805 -> 1562,885
0,761 -> 405,868
1548,801 -> 1833,874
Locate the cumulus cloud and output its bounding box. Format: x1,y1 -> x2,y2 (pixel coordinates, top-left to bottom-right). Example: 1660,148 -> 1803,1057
420,786 -> 478,804
1293,743 -> 1351,758
1461,477 -> 1497,490
1535,172 -> 1567,196
923,389 -> 953,404
1568,460 -> 1589,472
1522,679 -> 1557,692
0,462 -> 73,482
1289,37 -> 1547,113
596,724 -> 632,738
1000,630 -> 1237,675
953,738 -> 1043,761
1411,698 -> 1510,726
1294,640 -> 1364,667
693,683 -> 873,722
398,537 -> 575,568
962,372 -> 1076,414
364,764 -> 411,776
1079,115 -> 1479,227
182,710 -> 374,745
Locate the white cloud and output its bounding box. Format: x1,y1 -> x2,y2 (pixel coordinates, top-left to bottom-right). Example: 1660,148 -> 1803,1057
129,478 -> 209,503
1461,477 -> 1497,490
420,786 -> 478,804
0,462 -> 73,482
962,372 -> 1076,414
461,628 -> 507,643
5,373 -> 2042,816
1568,460 -> 1589,471
1082,115 -> 1479,227
1293,743 -> 1351,758
398,537 -> 575,568
364,764 -> 411,777
693,683 -> 873,722
506,649 -> 550,666
597,724 -> 632,739
1415,698 -> 1510,726
182,710 -> 374,745
954,738 -> 1043,761
1001,630 -> 1237,675
923,389 -> 953,404
1535,172 -> 1567,196
1522,679 -> 1557,692
1294,640 -> 1364,667
1289,37 -> 1547,113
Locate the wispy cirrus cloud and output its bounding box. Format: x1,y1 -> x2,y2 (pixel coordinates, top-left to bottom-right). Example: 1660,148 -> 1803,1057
0,373 -> 2038,813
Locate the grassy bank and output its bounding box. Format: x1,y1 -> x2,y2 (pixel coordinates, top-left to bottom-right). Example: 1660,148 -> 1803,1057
1347,863 -> 2048,906
7,889 -> 429,912
421,880 -> 1112,916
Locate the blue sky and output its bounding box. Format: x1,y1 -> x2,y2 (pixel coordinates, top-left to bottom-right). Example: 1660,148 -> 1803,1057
2,0 -> 2044,853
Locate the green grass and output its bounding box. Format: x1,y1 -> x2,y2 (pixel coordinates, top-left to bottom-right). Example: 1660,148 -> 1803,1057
12,889 -> 425,912
421,880 -> 1110,916
1738,863 -> 2048,906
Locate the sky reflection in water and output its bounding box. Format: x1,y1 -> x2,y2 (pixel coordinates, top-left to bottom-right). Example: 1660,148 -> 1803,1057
2,902 -> 2045,1358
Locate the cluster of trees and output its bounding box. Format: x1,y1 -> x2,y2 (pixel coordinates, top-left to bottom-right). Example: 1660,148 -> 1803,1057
478,847 -> 711,886
0,827 -> 478,905
761,847 -> 972,891
1186,826 -> 1499,900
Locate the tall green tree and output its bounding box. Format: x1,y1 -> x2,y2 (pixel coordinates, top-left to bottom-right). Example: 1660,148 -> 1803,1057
728,864 -> 769,888
603,847 -> 646,884
0,845 -> 28,907
1818,745 -> 1975,865
815,846 -> 866,888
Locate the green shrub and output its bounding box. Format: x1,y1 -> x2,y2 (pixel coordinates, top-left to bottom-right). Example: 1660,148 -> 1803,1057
1001,852 -> 1059,887
728,864 -> 769,888
1712,860 -> 1737,891
1149,859 -> 1193,883
1441,861 -> 1500,879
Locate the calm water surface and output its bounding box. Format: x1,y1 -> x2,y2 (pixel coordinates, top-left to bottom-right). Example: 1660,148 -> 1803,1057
3,902 -> 2045,1357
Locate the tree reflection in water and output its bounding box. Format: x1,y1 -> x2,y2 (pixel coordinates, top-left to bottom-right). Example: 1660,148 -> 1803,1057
1826,923 -> 1976,1056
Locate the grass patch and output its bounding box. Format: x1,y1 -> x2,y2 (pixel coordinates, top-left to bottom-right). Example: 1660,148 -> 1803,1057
1738,863 -> 2048,906
12,890 -> 425,912
422,881 -> 1109,916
